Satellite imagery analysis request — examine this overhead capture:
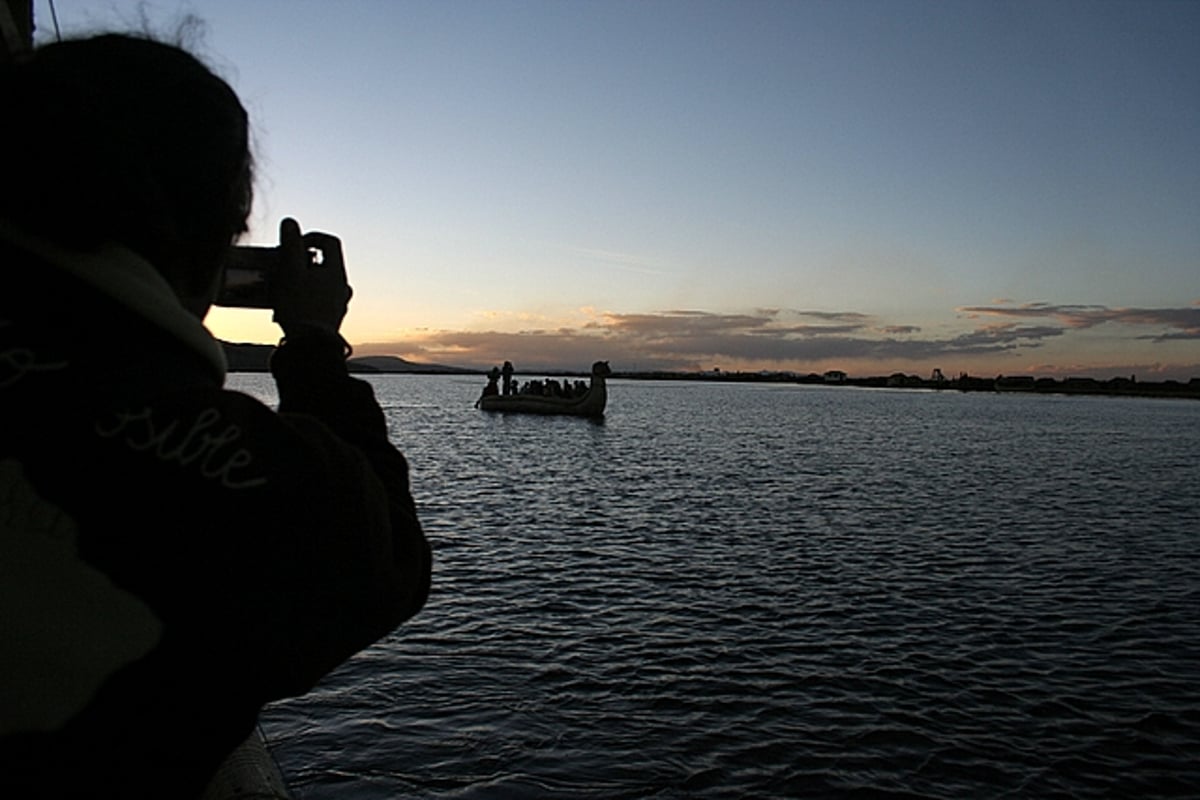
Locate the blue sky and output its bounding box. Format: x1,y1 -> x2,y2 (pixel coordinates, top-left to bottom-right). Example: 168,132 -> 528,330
39,0 -> 1200,377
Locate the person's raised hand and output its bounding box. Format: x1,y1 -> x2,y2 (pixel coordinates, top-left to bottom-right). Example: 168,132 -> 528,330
272,217 -> 353,337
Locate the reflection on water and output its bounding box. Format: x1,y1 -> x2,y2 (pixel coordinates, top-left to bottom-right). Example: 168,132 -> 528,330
229,374 -> 1200,799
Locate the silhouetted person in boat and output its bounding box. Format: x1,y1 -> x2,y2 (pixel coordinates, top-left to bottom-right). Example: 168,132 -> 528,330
0,33 -> 431,798
501,360 -> 514,395
480,366 -> 501,399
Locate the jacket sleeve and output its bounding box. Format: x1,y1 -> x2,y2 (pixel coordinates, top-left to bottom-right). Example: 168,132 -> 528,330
264,331 -> 431,691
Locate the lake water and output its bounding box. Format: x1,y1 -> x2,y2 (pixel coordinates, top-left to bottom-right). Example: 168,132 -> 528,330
228,374 -> 1200,799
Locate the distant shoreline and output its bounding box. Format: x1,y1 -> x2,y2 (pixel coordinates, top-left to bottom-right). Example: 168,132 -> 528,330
222,343 -> 1199,400
608,371 -> 1200,400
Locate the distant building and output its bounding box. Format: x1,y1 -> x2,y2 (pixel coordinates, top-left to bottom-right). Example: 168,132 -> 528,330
824,370 -> 847,384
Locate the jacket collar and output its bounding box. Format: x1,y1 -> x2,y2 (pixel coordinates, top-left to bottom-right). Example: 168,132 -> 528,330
0,221 -> 227,381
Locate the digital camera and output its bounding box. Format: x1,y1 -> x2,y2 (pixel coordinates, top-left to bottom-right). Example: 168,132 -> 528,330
215,246 -> 276,308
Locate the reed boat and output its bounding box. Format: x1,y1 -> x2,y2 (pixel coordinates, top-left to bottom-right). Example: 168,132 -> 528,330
478,361 -> 611,418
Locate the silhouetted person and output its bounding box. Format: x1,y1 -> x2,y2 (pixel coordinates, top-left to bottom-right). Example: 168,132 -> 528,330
481,366 -> 501,398
0,33 -> 431,798
501,360 -> 514,395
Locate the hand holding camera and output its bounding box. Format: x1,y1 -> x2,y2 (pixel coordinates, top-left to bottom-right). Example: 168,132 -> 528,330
217,217 -> 352,337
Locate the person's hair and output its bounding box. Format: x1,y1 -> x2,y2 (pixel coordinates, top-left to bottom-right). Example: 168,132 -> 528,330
0,33 -> 253,292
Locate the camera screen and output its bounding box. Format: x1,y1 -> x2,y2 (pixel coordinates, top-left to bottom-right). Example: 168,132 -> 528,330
215,266 -> 271,308
215,246 -> 275,308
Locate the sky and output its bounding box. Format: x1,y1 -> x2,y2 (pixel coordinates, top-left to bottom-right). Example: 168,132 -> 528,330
36,0 -> 1200,378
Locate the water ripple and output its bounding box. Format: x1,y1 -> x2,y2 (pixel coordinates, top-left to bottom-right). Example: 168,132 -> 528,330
234,376 -> 1200,799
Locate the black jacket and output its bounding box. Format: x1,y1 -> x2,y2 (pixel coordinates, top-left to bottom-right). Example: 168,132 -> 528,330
0,227 -> 431,797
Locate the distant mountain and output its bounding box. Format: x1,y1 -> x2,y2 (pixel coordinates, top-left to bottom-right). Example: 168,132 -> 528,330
220,342 -> 473,374
347,355 -> 475,374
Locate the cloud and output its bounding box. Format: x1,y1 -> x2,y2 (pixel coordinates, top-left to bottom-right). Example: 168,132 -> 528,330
791,310 -> 874,324
1150,331 -> 1200,342
360,307 -> 1054,371
600,310 -> 777,336
353,301 -> 1198,379
958,302 -> 1200,339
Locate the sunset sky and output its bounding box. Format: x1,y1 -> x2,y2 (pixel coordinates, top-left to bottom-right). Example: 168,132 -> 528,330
39,0 -> 1199,378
